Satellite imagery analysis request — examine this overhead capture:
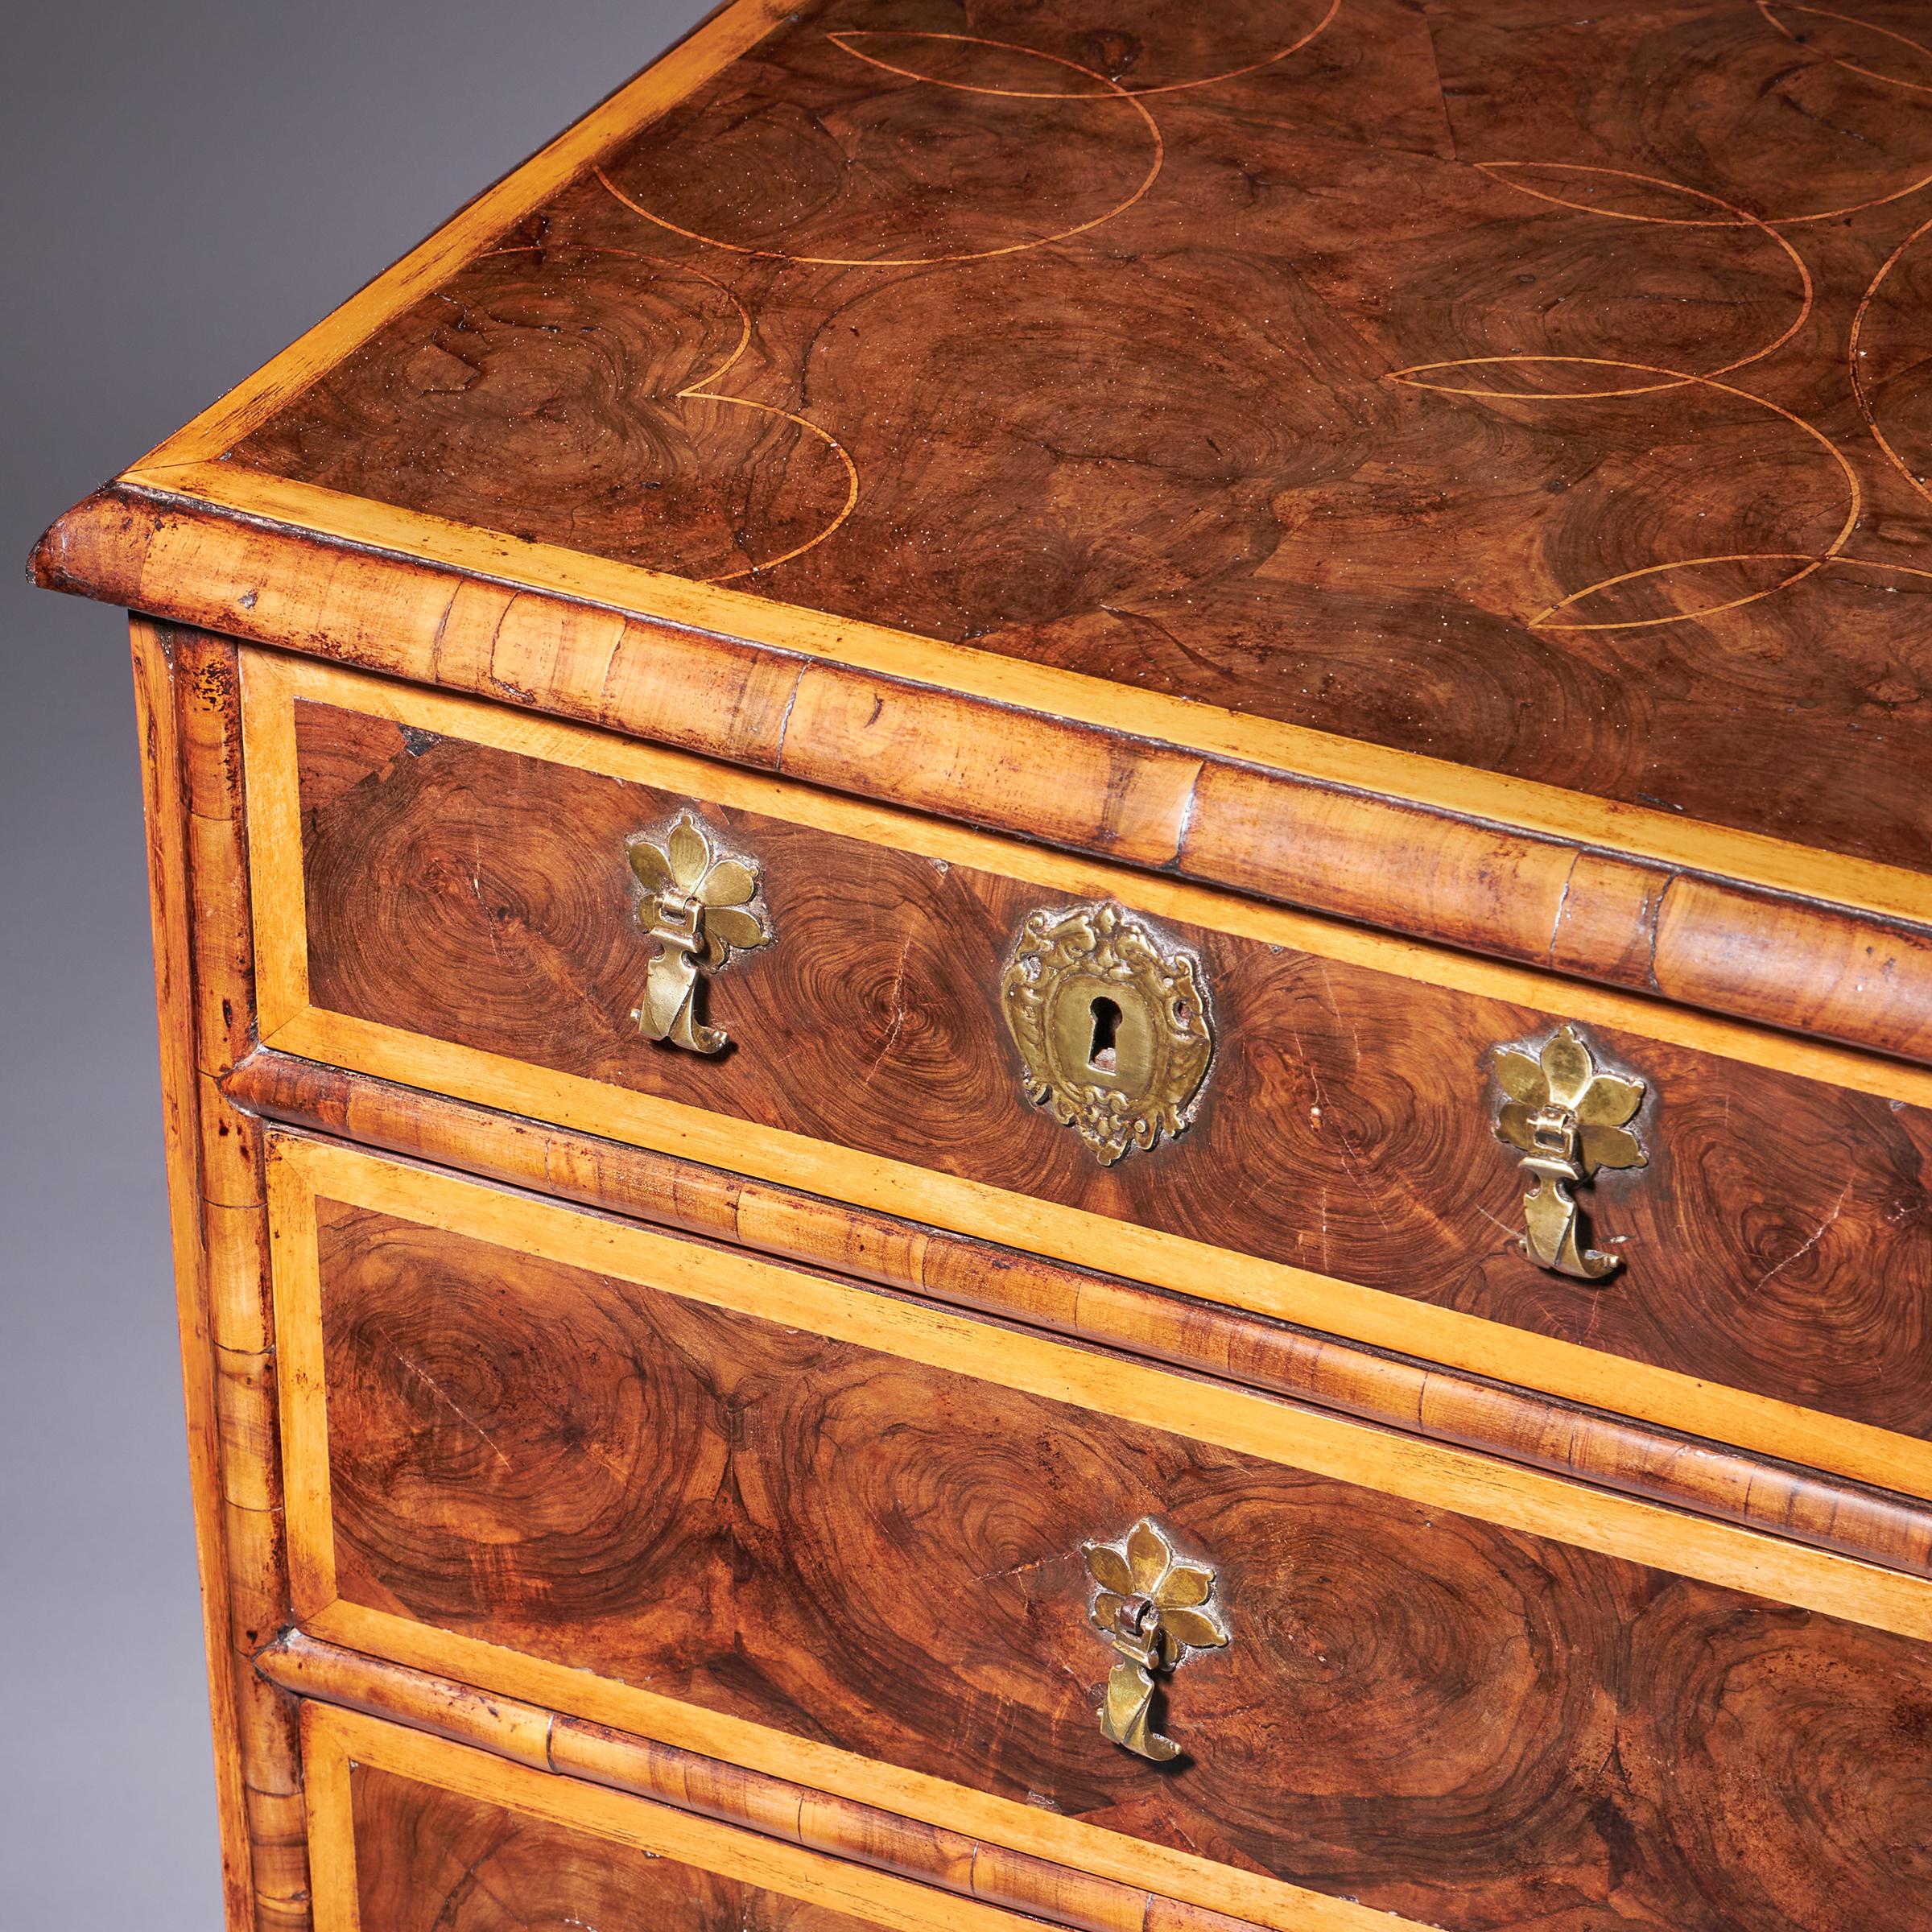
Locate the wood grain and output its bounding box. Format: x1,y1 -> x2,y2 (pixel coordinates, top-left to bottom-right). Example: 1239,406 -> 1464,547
37,0 -> 1932,1057
261,1631 -> 1267,1932
229,1046 -> 1932,1583
140,625 -> 308,1932
237,654 -> 1932,1505
236,646 -> 1932,1112
349,1764 -> 891,1932
33,10 -> 1932,1920
289,1157 -> 1932,1932
282,685 -> 1932,1447
270,1136 -> 1932,1635
129,623 -> 258,1930
303,1702 -> 1122,1932
36,476 -> 1932,1067
270,1134 -> 1932,1930
192,0 -> 1932,891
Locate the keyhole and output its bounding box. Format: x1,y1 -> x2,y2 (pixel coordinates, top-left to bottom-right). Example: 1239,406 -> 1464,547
1088,996 -> 1122,1073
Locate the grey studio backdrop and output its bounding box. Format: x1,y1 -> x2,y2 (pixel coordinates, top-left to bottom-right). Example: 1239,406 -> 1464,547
1,5 -> 708,1922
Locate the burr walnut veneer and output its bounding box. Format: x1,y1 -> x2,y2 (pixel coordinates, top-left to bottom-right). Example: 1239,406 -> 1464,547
31,2 -> 1932,1929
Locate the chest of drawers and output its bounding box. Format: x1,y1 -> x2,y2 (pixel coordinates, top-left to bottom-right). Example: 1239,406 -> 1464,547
31,3 -> 1932,1927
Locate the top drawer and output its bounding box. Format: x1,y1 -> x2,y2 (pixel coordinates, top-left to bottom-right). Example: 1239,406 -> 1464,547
238,649 -> 1932,1499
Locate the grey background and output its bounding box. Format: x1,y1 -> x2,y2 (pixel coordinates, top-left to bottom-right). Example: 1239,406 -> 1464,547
2,4 -> 705,1920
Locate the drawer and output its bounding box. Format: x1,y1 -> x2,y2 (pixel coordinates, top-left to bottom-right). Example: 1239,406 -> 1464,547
300,1701 -> 1056,1932
240,648 -> 1932,1499
270,1133 -> 1932,1932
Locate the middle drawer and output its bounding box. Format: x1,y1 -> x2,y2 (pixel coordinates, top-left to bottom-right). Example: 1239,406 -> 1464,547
267,1131 -> 1932,1932
237,649 -> 1932,1497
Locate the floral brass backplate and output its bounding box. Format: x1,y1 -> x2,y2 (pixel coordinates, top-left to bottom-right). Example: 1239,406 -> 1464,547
1000,902 -> 1213,1165
1492,1024 -> 1648,1280
1082,1518 -> 1228,1762
625,810 -> 771,1055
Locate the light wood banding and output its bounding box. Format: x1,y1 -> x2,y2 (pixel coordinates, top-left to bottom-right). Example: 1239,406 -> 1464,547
228,1046 -> 1932,1582
37,481 -> 1932,1066
302,1701 -> 1110,1932
135,624 -> 308,1930
269,1132 -> 1932,1932
262,1633 -> 1273,1932
237,646 -> 1932,1503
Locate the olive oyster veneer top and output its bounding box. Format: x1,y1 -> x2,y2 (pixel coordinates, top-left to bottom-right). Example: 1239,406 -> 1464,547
242,1 -> 1932,868
31,0 -> 1932,1057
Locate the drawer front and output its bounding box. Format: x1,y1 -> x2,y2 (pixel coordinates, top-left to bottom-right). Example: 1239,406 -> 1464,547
271,1134 -> 1932,1932
241,649 -> 1932,1493
302,1702 -> 1042,1932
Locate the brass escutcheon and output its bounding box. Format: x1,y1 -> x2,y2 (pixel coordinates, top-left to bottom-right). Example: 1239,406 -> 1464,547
1001,902 -> 1212,1165
625,811 -> 771,1055
1082,1518 -> 1228,1762
1492,1024 -> 1648,1279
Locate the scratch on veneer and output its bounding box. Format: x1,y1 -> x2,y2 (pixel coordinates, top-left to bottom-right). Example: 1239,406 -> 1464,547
1753,1181 -> 1852,1291
1471,1198 -> 1521,1245
1389,1174 -> 1482,1249
388,1344 -> 514,1469
862,935 -> 914,1086
1168,762 -> 1202,869
469,830 -> 511,968
770,665 -> 806,768
1580,1286 -> 1608,1349
1546,849 -> 1581,967
427,578 -> 461,679
1313,958 -> 1362,1068
1290,1030 -> 1392,1232
969,1550 -> 1067,1590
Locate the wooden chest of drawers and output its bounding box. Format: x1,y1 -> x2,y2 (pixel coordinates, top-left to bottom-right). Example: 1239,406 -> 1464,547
31,3 -> 1932,1928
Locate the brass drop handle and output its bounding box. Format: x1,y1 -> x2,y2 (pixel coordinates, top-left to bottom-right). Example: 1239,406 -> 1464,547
625,811 -> 771,1055
1082,1519 -> 1228,1762
1492,1025 -> 1648,1279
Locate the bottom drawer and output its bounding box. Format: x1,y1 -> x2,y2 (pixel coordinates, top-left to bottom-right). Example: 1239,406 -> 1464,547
303,1702 -> 1046,1932
271,1132 -> 1932,1932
